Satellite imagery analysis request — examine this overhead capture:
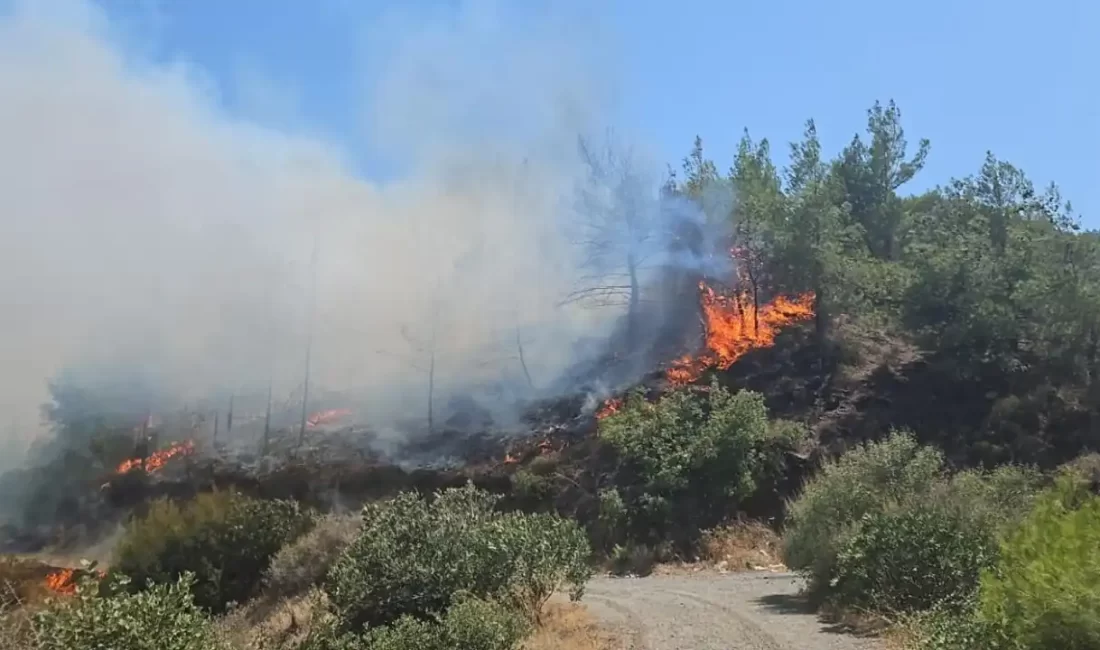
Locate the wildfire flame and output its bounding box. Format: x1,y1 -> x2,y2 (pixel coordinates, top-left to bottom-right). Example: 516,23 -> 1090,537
306,408 -> 353,429
44,569 -> 75,595
667,282 -> 815,385
501,437 -> 559,465
595,398 -> 623,420
44,567 -> 107,595
115,440 -> 196,474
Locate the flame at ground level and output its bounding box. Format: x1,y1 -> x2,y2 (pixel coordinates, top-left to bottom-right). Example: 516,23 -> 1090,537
116,440 -> 196,474
44,568 -> 75,594
306,408 -> 353,429
667,283 -> 815,385
595,398 -> 623,420
43,567 -> 107,595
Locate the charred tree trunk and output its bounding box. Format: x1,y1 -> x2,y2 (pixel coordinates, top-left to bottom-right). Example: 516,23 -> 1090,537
262,378 -> 273,456
627,253 -> 640,347
516,325 -> 534,389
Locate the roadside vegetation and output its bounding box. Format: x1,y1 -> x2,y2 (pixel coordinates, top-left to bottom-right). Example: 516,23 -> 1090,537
2,98 -> 1099,649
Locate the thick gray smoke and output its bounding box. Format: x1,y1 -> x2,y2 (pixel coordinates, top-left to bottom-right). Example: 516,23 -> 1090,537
0,0 -> 726,468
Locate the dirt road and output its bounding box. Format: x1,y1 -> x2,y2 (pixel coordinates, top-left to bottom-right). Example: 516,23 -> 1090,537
583,572 -> 884,650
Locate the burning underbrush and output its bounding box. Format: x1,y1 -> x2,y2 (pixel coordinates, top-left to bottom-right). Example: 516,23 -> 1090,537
2,269 -> 822,560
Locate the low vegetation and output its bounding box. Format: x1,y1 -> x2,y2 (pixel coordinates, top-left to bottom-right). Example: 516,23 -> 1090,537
783,433 -> 1100,648
112,491 -> 315,613
594,381 -> 803,555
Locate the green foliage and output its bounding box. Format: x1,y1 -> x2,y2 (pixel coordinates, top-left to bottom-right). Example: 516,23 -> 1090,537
782,431 -> 945,592
909,597 -> 998,650
597,382 -> 785,547
30,573 -> 224,650
264,513 -> 360,600
832,505 -> 997,612
783,433 -> 1043,611
326,484 -> 591,630
674,102 -> 1100,469
113,491 -> 314,613
297,597 -> 528,650
975,475 -> 1100,649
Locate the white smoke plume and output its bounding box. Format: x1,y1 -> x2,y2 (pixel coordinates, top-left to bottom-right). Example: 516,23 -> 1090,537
0,0 -> 710,468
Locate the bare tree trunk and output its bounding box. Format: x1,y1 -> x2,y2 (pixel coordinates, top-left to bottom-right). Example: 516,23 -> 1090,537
298,232 -> 319,447
226,394 -> 234,432
747,265 -> 760,336
262,377 -> 273,455
627,253 -> 640,347
426,293 -> 439,433
516,325 -> 534,389
427,349 -> 435,433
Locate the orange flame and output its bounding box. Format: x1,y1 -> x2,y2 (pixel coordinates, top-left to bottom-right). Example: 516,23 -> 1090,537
116,440 -> 196,474
667,282 -> 815,385
44,568 -> 106,595
44,569 -> 75,595
306,408 -> 353,429
595,398 -> 623,420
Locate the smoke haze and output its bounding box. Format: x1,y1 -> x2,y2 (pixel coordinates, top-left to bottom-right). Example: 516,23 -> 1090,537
0,0 -> 715,466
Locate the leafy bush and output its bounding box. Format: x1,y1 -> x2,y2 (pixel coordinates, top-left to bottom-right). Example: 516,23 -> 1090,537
909,597 -> 998,650
29,573 -> 224,650
113,491 -> 314,613
326,484 -> 591,630
783,431 -> 945,593
492,512 -> 592,622
608,542 -> 658,577
831,504 -> 997,612
976,474 -> 1100,649
297,597 -> 528,650
264,513 -> 359,600
597,382 -> 787,547
931,464 -> 1043,534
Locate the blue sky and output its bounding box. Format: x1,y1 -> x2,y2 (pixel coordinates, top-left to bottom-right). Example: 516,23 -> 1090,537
88,0 -> 1100,228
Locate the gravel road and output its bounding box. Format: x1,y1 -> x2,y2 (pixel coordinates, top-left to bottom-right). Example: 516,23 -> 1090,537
583,572 -> 884,650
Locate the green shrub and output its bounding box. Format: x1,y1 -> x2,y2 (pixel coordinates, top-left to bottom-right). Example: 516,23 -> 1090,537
30,573 -> 224,650
599,382 -> 769,498
326,484 -> 591,630
783,431 -> 945,593
976,475 -> 1100,649
297,597 -> 528,650
113,491 -> 314,613
832,505 -> 998,612
491,512 -> 591,622
264,513 -> 359,600
608,542 -> 658,577
931,465 -> 1043,534
910,597 -> 998,650
597,382 -> 786,546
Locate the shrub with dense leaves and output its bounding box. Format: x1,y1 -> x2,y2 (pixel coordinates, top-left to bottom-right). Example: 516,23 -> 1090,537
29,573 -> 224,650
113,491 -> 314,613
975,474 -> 1100,649
297,596 -> 529,650
264,513 -> 359,600
831,504 -> 997,612
597,382 -> 790,546
783,431 -> 945,593
326,484 -> 591,630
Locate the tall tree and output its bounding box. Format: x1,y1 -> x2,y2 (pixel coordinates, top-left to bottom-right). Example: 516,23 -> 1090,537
833,100 -> 930,261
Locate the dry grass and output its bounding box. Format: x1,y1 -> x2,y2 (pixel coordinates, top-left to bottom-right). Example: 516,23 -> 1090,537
698,521 -> 785,571
218,589 -> 330,650
522,601 -> 625,650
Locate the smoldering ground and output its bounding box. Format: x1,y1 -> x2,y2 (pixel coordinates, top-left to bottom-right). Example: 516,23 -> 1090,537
0,0 -> 732,471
